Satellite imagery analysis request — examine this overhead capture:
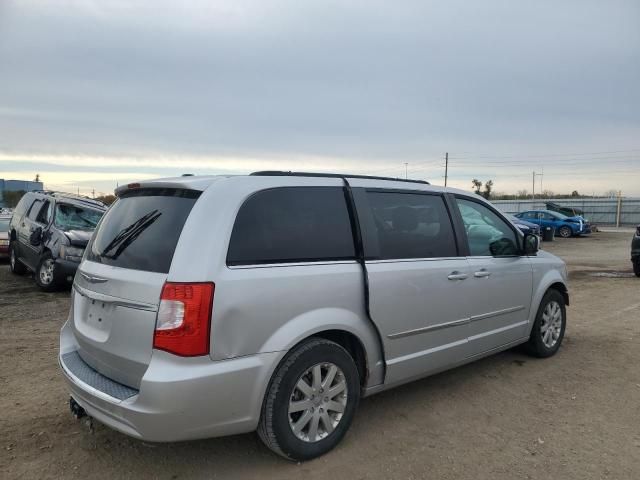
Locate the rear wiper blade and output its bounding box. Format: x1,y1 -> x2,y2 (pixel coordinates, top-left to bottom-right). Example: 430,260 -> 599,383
102,211 -> 161,260
101,210 -> 160,256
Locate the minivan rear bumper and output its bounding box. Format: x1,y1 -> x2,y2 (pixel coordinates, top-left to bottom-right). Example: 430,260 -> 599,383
59,321 -> 281,442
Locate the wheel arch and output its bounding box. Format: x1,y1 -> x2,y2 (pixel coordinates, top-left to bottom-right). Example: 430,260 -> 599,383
548,281 -> 569,306
527,272 -> 569,335
259,308 -> 385,390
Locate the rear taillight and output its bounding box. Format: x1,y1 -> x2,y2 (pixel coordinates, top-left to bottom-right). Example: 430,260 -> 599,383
153,282 -> 214,357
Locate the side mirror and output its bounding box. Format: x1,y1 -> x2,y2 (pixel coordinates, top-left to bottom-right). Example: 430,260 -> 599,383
523,233 -> 539,255
29,227 -> 43,246
489,237 -> 518,256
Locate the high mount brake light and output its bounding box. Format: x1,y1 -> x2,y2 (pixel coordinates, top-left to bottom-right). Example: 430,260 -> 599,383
153,282 -> 214,357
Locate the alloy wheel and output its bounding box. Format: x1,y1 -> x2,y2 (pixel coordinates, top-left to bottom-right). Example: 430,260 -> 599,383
39,259 -> 55,285
541,300 -> 563,348
288,362 -> 348,443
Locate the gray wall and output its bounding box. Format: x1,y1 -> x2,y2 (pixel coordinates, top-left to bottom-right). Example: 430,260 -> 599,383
0,179 -> 44,207
492,198 -> 640,226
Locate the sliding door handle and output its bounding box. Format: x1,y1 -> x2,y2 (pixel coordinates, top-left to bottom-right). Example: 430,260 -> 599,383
447,271 -> 468,281
474,269 -> 491,278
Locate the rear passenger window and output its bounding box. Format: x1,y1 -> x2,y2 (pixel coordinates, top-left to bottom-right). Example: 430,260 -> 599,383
227,187 -> 355,265
364,192 -> 457,260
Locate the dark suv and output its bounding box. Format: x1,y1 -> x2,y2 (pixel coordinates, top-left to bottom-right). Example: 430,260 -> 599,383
9,191 -> 106,290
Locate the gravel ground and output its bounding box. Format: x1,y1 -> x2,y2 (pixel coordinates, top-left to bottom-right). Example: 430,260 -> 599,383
1,231 -> 639,479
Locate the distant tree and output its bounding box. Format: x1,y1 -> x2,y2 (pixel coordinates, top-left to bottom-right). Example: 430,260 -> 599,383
34,174 -> 40,182
3,190 -> 26,208
541,190 -> 554,199
471,179 -> 482,194
516,189 -> 529,199
604,189 -> 618,198
95,194 -> 116,206
482,180 -> 494,199
571,190 -> 580,197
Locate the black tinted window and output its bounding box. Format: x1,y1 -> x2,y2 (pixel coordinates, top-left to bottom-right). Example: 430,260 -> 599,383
87,188 -> 200,274
364,192 -> 457,259
27,200 -> 43,221
227,187 -> 355,265
36,201 -> 51,224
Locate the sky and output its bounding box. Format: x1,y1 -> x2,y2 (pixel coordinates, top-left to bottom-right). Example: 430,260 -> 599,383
1,0 -> 639,197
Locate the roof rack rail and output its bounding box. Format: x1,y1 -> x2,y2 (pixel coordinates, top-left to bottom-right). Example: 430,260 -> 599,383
31,190 -> 107,207
250,171 -> 429,185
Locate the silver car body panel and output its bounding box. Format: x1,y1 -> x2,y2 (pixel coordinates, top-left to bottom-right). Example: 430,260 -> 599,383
60,174 -> 568,441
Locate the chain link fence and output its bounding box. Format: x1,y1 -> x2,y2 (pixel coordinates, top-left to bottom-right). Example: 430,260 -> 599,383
492,198 -> 640,226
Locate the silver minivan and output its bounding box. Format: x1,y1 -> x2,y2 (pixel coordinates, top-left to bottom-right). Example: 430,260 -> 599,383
59,172 -> 569,460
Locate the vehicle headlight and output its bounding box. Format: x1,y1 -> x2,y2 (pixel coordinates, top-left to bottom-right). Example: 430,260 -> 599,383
60,245 -> 85,261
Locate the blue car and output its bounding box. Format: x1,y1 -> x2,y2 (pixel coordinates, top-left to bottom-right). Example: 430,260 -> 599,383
514,209 -> 592,238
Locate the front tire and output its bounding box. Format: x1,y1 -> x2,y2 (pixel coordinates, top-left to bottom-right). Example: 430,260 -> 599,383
525,289 -> 566,358
558,226 -> 572,238
9,241 -> 27,274
258,338 -> 360,461
35,252 -> 61,291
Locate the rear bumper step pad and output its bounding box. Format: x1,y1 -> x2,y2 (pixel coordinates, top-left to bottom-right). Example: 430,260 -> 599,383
61,351 -> 139,401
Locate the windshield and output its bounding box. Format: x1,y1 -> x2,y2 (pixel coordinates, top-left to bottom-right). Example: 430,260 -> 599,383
551,211 -> 568,220
55,204 -> 104,231
0,218 -> 10,232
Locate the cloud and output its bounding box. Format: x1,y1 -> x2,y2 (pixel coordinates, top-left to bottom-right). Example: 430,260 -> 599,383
0,0 -> 639,194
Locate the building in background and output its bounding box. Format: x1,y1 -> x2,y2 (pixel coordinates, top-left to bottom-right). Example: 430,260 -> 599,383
0,179 -> 44,207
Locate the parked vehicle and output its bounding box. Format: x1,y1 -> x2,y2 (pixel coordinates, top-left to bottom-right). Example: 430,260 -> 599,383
0,215 -> 11,259
546,201 -> 583,218
59,173 -> 569,461
514,209 -> 591,238
632,225 -> 640,277
508,214 -> 541,237
9,191 -> 106,290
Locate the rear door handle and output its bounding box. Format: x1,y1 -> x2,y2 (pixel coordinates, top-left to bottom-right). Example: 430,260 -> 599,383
474,269 -> 491,278
447,271 -> 468,281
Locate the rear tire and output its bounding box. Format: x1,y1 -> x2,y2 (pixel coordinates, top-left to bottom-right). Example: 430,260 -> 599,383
9,241 -> 26,274
633,257 -> 640,277
258,338 -> 360,461
35,252 -> 61,291
558,226 -> 572,238
525,289 -> 566,358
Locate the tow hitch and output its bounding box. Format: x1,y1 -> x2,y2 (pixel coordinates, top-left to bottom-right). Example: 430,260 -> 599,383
70,397 -> 95,432
69,397 -> 86,419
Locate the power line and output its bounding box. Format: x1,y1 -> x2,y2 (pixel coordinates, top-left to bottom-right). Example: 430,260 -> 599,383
448,148 -> 640,159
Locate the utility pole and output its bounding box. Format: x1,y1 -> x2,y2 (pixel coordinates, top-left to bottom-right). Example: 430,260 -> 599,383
540,167 -> 544,197
404,162 -> 408,179
444,152 -> 449,187
92,188 -> 95,198
616,190 -> 622,228
532,171 -> 536,200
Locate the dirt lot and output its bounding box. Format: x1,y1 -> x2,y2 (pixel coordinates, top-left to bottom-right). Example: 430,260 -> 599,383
1,231 -> 639,479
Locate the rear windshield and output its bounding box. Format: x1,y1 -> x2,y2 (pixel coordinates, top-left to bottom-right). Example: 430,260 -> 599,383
86,188 -> 200,274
